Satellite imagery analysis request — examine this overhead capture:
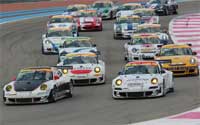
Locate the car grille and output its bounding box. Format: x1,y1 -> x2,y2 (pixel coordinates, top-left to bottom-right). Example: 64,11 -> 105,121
166,66 -> 196,71
72,79 -> 97,85
119,91 -> 153,98
8,98 -> 41,103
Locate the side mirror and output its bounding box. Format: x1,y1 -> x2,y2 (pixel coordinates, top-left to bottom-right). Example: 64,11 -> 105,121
118,72 -> 122,75
161,69 -> 165,74
155,53 -> 160,56
54,75 -> 60,80
192,52 -> 197,55
12,76 -> 16,81
42,34 -> 47,39
93,44 -> 97,47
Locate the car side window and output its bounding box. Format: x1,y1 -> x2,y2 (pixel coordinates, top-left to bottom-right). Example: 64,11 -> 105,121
46,72 -> 53,80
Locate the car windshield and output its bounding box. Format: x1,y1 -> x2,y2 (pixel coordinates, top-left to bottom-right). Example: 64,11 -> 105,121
93,3 -> 112,8
121,5 -> 141,10
49,18 -> 73,23
79,12 -> 97,17
47,31 -> 72,37
160,48 -> 193,56
62,41 -> 93,48
133,37 -> 160,44
137,27 -> 161,33
118,18 -> 140,23
124,65 -> 159,74
16,71 -> 53,81
134,11 -> 155,16
63,56 -> 97,64
149,0 -> 161,4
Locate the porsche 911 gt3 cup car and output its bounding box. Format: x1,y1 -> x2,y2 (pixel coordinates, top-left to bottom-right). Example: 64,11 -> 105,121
116,3 -> 142,18
91,0 -> 117,19
112,61 -> 174,99
57,52 -> 105,85
42,27 -> 78,54
125,33 -> 164,61
146,0 -> 178,16
75,10 -> 103,31
135,24 -> 169,42
155,44 -> 199,76
133,8 -> 159,24
58,37 -> 97,62
63,4 -> 88,16
47,15 -> 78,31
3,67 -> 73,104
113,15 -> 141,39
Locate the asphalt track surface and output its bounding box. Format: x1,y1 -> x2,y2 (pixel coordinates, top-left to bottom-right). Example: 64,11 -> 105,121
0,1 -> 200,125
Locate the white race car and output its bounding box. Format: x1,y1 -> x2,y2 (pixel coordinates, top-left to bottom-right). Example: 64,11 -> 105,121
116,3 -> 142,18
42,27 -> 78,54
112,61 -> 174,99
57,52 -> 105,85
133,8 -> 159,24
3,67 -> 73,104
113,15 -> 141,39
135,24 -> 169,42
47,15 -> 78,31
124,33 -> 163,61
58,37 -> 97,62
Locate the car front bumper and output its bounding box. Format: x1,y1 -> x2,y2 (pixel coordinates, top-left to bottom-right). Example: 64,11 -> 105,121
80,23 -> 102,31
112,85 -> 163,98
164,66 -> 199,76
115,30 -> 135,38
128,52 -> 156,61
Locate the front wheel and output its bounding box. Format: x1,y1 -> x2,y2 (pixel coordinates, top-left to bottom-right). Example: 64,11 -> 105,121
67,83 -> 73,98
48,87 -> 57,102
161,81 -> 167,97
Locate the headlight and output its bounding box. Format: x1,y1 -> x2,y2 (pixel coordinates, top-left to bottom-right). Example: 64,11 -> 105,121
40,84 -> 48,91
115,79 -> 122,86
132,48 -> 137,53
94,67 -> 101,73
190,58 -> 196,64
45,40 -> 51,44
151,78 -> 158,85
5,85 -> 12,92
62,69 -> 68,74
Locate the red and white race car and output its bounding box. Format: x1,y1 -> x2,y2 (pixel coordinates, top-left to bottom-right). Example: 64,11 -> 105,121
75,10 -> 103,31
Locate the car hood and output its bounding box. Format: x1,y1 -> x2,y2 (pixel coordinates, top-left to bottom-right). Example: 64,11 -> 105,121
48,23 -> 74,28
79,17 -> 97,23
14,80 -> 45,92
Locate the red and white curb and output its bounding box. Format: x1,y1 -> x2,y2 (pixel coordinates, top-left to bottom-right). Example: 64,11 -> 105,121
169,13 -> 200,66
129,108 -> 200,125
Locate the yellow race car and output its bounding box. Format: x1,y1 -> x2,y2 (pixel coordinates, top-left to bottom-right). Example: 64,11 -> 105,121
155,44 -> 199,76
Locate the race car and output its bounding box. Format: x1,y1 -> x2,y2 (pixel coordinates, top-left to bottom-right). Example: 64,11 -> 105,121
3,67 -> 73,104
91,0 -> 117,19
113,15 -> 141,39
112,61 -> 174,99
75,10 -> 103,31
63,4 -> 88,16
135,24 -> 169,42
58,37 -> 97,62
125,33 -> 164,61
42,27 -> 78,54
116,3 -> 142,18
47,15 -> 78,31
146,0 -> 178,15
57,52 -> 105,85
155,44 -> 199,76
133,8 -> 159,24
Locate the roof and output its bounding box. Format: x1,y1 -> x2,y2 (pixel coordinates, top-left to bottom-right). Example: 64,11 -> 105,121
48,27 -> 71,32
66,52 -> 97,57
134,8 -> 155,12
132,33 -> 159,38
94,0 -> 113,4
63,37 -> 93,42
119,15 -> 140,19
138,24 -> 161,28
79,9 -> 97,13
126,61 -> 158,67
162,44 -> 191,49
21,67 -> 53,72
68,4 -> 87,8
123,3 -> 142,6
51,15 -> 73,19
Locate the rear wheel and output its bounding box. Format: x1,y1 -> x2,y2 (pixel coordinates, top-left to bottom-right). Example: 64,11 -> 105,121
66,83 -> 73,98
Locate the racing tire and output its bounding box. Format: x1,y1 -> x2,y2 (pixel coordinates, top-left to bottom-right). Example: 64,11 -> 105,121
98,25 -> 103,31
195,68 -> 199,76
161,81 -> 167,97
113,34 -> 118,39
169,87 -> 175,93
164,8 -> 169,16
173,6 -> 178,14
42,45 -> 46,55
48,87 -> 57,103
110,11 -> 113,19
67,83 -> 73,98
